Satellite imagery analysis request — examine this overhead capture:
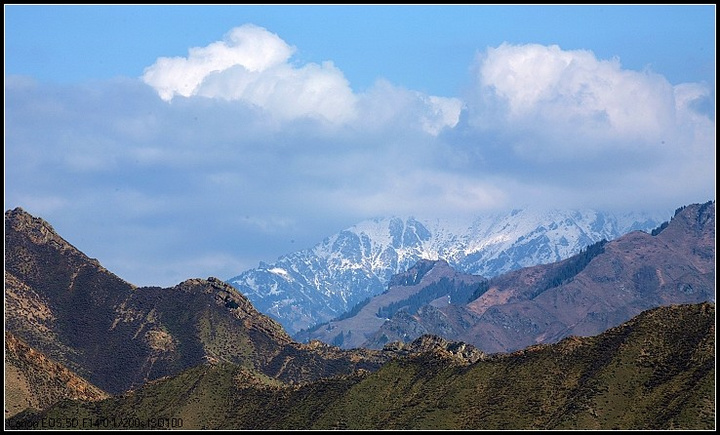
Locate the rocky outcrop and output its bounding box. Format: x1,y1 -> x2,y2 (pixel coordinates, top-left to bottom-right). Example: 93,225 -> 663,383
383,334 -> 485,365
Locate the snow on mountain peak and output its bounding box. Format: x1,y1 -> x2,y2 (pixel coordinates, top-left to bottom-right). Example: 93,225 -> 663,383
227,208 -> 665,335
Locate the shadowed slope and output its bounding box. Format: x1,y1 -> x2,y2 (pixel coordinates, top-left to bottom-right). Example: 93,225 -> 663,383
4,208 -> 393,402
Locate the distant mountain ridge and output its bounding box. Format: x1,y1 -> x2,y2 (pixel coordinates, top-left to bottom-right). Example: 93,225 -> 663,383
322,201 -> 714,353
228,209 -> 664,335
294,259 -> 487,349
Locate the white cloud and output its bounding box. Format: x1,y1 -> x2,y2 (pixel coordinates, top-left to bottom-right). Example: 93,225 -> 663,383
142,24 -> 357,124
354,79 -> 463,136
422,95 -> 464,135
142,25 -> 461,133
471,43 -> 696,159
142,24 -> 293,100
196,60 -> 358,123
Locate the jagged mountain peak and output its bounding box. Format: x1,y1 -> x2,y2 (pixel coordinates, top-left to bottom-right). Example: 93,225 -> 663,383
299,201 -> 714,351
228,208 -> 665,335
662,200 -> 715,237
6,207 -> 76,252
367,201 -> 715,354
5,207 -> 136,289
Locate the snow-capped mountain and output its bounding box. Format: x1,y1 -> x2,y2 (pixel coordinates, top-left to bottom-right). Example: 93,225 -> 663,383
227,209 -> 665,335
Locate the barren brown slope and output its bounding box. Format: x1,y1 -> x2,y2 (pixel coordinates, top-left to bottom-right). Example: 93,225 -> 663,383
460,201 -> 715,352
4,207 -> 394,398
5,332 -> 108,419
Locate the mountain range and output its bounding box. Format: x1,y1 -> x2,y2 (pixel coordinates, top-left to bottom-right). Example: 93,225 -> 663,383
4,207 -> 397,414
300,202 -> 715,352
228,209 -> 664,335
8,303 -> 715,430
3,203 -> 715,429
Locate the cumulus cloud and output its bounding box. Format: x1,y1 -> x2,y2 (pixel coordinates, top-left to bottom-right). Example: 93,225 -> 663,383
142,24 -> 461,134
142,24 -> 357,124
142,24 -> 294,100
458,42 -> 714,211
468,43 -> 710,162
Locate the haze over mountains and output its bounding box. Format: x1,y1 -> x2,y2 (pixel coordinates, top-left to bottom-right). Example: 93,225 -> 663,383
228,209 -> 664,335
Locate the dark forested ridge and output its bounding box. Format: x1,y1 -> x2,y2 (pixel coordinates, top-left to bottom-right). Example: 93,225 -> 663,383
8,303 -> 715,430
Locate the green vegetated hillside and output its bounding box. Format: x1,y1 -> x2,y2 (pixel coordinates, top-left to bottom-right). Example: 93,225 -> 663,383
8,303 -> 715,430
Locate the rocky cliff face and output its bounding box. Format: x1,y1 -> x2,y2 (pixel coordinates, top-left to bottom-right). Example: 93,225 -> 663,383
229,209 -> 663,334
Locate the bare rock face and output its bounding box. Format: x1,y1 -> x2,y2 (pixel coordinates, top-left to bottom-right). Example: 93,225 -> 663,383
383,334 -> 485,365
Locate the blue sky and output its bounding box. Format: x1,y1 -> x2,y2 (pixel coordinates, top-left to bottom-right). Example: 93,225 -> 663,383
6,5 -> 715,94
5,5 -> 716,287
